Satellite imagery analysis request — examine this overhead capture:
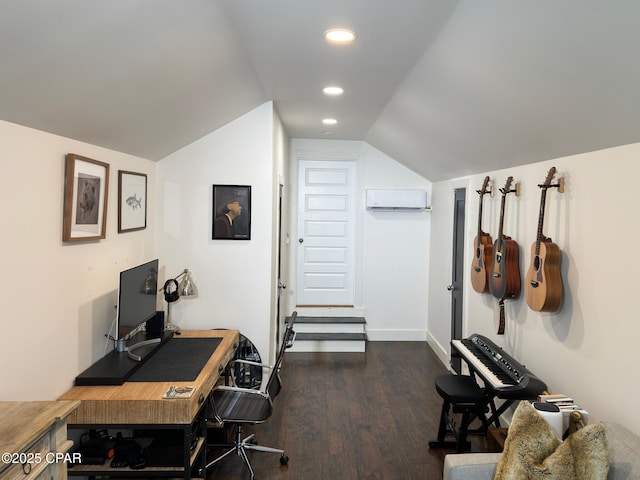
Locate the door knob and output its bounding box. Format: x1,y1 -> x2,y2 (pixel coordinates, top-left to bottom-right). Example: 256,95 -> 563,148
298,238 -> 304,243
278,282 -> 287,289
447,284 -> 456,291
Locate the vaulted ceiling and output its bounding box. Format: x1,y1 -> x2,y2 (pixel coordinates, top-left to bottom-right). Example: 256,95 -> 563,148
1,1 -> 639,181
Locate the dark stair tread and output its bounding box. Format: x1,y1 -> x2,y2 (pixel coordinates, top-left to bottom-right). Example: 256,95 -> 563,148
287,316 -> 366,324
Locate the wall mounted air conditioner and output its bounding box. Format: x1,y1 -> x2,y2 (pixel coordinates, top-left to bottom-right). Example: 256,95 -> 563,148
365,189 -> 428,211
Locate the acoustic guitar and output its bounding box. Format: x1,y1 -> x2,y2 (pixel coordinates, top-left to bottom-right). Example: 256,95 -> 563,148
525,167 -> 563,312
470,176 -> 493,294
489,176 -> 521,302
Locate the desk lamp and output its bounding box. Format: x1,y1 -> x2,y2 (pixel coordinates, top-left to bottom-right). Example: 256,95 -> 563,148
162,269 -> 198,332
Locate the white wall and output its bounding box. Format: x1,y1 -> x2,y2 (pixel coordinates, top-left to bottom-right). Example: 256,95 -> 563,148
361,143 -> 432,340
427,142 -> 640,434
155,102 -> 277,360
288,139 -> 432,339
0,119 -> 156,400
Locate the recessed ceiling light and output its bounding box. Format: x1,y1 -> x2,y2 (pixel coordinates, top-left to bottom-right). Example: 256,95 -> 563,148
323,86 -> 344,96
324,29 -> 356,44
322,118 -> 338,125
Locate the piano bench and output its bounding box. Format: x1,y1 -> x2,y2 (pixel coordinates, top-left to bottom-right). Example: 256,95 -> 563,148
429,374 -> 490,453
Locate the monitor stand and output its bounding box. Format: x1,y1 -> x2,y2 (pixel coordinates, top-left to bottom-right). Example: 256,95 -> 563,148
75,331 -> 173,385
126,337 -> 162,362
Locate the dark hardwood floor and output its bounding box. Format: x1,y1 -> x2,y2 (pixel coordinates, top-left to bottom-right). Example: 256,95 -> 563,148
205,341 -> 489,480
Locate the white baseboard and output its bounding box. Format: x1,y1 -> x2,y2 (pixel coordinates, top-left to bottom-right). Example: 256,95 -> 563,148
426,330 -> 452,371
366,329 -> 427,342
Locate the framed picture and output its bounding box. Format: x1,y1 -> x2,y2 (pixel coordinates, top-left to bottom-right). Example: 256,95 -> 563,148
62,153 -> 109,242
118,170 -> 147,233
212,185 -> 251,240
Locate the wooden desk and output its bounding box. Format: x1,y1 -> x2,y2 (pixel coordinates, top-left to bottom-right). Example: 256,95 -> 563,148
59,329 -> 239,478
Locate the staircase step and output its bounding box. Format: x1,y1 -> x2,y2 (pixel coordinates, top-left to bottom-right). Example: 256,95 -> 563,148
292,316 -> 366,325
289,335 -> 367,353
286,315 -> 368,352
294,322 -> 365,334
295,332 -> 367,342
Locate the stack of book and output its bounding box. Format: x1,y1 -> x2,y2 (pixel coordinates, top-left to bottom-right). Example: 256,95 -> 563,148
537,393 -> 589,438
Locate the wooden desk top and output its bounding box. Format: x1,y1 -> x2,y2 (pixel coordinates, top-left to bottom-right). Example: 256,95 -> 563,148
58,330 -> 239,425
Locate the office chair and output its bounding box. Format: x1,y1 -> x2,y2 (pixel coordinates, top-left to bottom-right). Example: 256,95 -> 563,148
202,312 -> 297,479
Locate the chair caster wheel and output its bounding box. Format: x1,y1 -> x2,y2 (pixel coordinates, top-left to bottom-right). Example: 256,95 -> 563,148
280,455 -> 289,465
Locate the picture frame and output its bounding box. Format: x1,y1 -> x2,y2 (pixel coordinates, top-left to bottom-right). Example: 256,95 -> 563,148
118,170 -> 147,233
62,153 -> 109,242
212,184 -> 251,240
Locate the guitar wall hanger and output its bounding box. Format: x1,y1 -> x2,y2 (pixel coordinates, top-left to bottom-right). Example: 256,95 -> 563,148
537,176 -> 565,193
499,181 -> 521,197
476,185 -> 495,197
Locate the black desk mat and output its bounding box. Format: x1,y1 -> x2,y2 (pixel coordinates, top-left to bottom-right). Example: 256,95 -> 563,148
128,337 -> 222,382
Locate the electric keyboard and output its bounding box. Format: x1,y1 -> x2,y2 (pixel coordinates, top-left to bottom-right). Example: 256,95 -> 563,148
451,333 -> 547,400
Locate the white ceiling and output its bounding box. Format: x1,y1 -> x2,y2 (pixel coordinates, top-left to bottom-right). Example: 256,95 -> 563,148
1,0 -> 639,181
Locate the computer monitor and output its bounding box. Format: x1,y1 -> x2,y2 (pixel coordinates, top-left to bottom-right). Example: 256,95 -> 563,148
116,259 -> 160,361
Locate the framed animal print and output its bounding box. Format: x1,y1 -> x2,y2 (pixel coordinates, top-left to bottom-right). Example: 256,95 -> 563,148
63,153 -> 110,241
118,170 -> 147,233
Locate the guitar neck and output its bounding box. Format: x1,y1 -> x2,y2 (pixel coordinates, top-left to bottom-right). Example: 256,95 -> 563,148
497,194 -> 507,239
477,196 -> 485,237
534,189 -> 548,255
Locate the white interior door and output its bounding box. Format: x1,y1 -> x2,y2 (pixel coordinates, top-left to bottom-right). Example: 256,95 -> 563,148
296,160 -> 356,306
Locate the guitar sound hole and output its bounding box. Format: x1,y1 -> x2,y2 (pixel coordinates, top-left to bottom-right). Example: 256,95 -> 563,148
533,256 -> 541,271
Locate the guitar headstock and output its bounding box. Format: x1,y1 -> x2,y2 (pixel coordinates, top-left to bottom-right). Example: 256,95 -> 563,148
500,176 -> 513,195
477,176 -> 491,196
542,167 -> 557,187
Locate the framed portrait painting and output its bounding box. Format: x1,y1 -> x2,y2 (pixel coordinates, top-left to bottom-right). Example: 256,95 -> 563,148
118,170 -> 147,233
212,185 -> 251,240
62,153 -> 109,242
